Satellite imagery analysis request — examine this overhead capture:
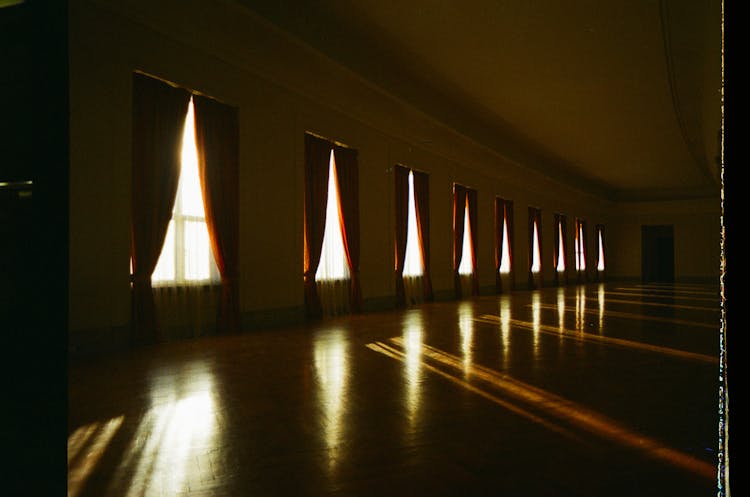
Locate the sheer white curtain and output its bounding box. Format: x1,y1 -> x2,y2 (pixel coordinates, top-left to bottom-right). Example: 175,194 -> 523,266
403,171 -> 424,305
150,97 -> 220,339
316,151 -> 351,316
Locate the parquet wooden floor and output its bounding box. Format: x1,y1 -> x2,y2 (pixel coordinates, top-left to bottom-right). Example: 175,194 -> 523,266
68,282 -> 723,496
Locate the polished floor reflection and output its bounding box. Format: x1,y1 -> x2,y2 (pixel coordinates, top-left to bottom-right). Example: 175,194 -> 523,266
69,282 -> 723,496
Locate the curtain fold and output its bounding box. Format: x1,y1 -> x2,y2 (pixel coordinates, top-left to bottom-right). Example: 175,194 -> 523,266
452,184 -> 467,298
394,165 -> 409,307
194,95 -> 240,334
494,197 -> 504,293
131,73 -> 191,346
467,188 -> 479,296
413,170 -> 433,301
303,134 -> 333,318
333,145 -> 362,313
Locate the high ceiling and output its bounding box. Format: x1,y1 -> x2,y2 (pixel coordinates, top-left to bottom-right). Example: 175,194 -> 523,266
237,0 -> 722,201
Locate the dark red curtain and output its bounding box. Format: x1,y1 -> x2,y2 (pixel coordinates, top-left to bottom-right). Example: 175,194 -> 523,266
413,170 -> 433,301
130,73 -> 191,345
194,95 -> 240,334
303,134 -> 332,318
466,188 -> 479,296
333,145 -> 362,312
394,165 -> 409,307
527,207 -> 542,290
452,184 -> 467,298
494,198 -> 504,293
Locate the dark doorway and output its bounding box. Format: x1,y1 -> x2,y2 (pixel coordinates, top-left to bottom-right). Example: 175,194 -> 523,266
641,225 -> 674,283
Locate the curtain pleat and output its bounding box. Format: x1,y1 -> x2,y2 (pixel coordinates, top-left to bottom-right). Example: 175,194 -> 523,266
333,145 -> 362,313
467,188 -> 479,296
194,95 -> 240,334
303,134 -> 332,318
394,165 -> 409,307
131,73 -> 191,346
413,170 -> 433,301
453,184 -> 467,299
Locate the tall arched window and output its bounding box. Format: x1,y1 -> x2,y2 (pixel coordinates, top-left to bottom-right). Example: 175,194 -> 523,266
303,133 -> 361,318
131,73 -> 240,344
556,220 -> 566,272
531,219 -> 541,273
153,98 -> 220,285
554,213 -> 567,287
575,218 -> 587,283
527,207 -> 542,289
395,165 -> 432,306
316,150 -> 350,282
403,171 -> 423,277
453,184 -> 478,298
500,206 -> 512,274
495,197 -> 514,294
458,197 -> 473,276
596,224 -> 606,277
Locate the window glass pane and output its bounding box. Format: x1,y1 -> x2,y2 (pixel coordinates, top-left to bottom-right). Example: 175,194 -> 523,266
458,200 -> 473,275
403,171 -> 423,277
317,152 -> 350,281
597,229 -> 605,270
184,219 -> 213,281
152,220 -> 175,283
151,97 -> 219,285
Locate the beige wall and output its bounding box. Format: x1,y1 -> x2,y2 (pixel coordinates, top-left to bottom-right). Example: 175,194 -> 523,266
68,0 -> 718,343
607,197 -> 721,282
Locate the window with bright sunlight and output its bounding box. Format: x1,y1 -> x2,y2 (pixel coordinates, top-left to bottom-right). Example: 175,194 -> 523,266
556,220 -> 565,272
531,219 -> 541,273
403,171 -> 424,277
575,221 -> 586,271
499,204 -> 511,274
316,150 -> 350,281
597,228 -> 605,271
152,98 -> 219,285
458,198 -> 473,276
